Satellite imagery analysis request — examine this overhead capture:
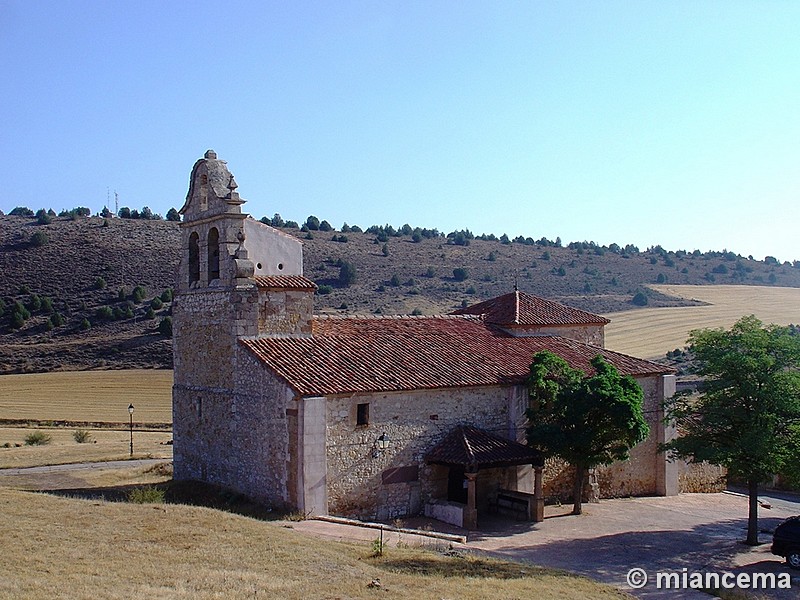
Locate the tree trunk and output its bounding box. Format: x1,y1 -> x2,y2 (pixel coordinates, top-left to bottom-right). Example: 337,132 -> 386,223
572,464 -> 586,515
746,477 -> 760,545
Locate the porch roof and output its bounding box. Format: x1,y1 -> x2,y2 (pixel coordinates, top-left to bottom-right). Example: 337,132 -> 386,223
425,426 -> 544,471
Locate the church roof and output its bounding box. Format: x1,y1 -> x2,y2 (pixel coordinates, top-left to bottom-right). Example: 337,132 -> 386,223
425,426 -> 544,470
451,290 -> 610,327
254,275 -> 317,290
240,314 -> 671,398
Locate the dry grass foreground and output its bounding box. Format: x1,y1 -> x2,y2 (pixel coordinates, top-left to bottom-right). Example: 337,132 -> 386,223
605,284 -> 800,359
0,369 -> 172,423
0,488 -> 629,600
0,428 -> 172,469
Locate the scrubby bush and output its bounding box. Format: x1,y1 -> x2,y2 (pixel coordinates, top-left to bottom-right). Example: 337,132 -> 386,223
453,268 -> 469,282
158,316 -> 173,337
10,312 -> 24,329
631,291 -> 649,306
145,307 -> 156,319
30,231 -> 48,247
28,294 -> 42,311
382,243 -> 390,257
94,277 -> 107,290
338,261 -> 357,287
49,313 -> 65,327
41,297 -> 53,313
96,306 -> 114,320
160,289 -> 173,303
24,431 -> 52,446
10,206 -> 34,217
73,430 -> 92,443
151,297 -> 163,310
132,285 -> 146,304
35,209 -> 52,225
317,284 -> 333,295
79,318 -> 91,330
166,207 -> 181,221
12,301 -> 30,320
128,486 -> 165,504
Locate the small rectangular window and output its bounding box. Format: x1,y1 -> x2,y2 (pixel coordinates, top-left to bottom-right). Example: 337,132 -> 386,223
356,403 -> 369,427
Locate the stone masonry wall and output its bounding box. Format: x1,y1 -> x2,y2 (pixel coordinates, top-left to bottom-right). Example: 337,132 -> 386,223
537,375 -> 663,500
324,386 -> 525,521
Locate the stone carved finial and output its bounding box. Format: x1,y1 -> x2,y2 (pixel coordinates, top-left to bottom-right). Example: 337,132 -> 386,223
204,149 -> 217,160
235,229 -> 249,260
228,175 -> 238,190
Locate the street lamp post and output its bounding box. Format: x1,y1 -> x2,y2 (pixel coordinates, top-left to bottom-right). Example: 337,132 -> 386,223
128,404 -> 135,457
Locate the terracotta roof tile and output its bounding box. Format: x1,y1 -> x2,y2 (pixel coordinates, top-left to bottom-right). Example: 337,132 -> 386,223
452,291 -> 610,326
240,315 -> 671,397
253,275 -> 317,290
425,426 -> 543,469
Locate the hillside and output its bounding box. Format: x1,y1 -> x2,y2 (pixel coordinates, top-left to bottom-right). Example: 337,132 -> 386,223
2,214 -> 799,374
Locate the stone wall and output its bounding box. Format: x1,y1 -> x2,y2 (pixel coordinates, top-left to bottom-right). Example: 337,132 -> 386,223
677,462 -> 727,493
323,385 -> 528,520
506,324 -> 605,346
257,287 -> 314,336
537,375 -> 669,501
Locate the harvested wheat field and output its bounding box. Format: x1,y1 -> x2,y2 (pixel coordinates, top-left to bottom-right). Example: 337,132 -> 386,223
605,285 -> 800,359
0,370 -> 172,424
0,488 -> 629,600
0,428 -> 172,469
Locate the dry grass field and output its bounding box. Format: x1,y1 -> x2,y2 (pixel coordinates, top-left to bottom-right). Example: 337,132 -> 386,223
0,369 -> 172,424
0,428 -> 172,469
604,285 -> 800,359
0,488 -> 629,600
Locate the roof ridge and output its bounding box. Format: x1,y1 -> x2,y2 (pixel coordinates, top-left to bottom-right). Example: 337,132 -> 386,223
313,313 -> 482,321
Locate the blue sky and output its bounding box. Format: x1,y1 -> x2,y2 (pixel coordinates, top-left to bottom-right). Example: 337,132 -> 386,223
2,1 -> 798,261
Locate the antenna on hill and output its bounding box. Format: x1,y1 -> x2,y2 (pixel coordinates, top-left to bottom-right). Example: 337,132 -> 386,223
114,191 -> 119,217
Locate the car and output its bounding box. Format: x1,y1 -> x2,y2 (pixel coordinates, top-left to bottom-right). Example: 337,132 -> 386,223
771,516 -> 800,569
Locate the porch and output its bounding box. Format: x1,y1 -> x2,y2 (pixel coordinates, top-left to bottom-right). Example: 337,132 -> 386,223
424,425 -> 545,529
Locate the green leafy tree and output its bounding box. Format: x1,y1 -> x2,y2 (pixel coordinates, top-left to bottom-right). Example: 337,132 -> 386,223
166,207 -> 181,222
527,351 -> 649,515
662,316 -> 800,545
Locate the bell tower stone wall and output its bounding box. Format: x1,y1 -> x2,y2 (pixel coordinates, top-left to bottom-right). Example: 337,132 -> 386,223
172,150 -> 305,496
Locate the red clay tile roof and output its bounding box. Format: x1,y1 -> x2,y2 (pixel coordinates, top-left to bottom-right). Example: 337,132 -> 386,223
426,426 -> 543,469
240,315 -> 671,397
452,291 -> 610,326
253,275 -> 317,290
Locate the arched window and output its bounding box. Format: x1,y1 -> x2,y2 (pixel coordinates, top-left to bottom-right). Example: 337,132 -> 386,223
208,227 -> 220,281
188,232 -> 200,284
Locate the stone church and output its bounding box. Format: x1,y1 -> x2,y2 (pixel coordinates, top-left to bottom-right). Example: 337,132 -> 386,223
172,150 -> 682,527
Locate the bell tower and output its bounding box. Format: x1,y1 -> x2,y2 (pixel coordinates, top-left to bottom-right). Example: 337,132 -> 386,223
172,150 -> 305,487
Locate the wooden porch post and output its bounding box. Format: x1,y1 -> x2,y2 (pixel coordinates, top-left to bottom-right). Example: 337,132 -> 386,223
464,471 -> 478,529
533,466 -> 545,522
